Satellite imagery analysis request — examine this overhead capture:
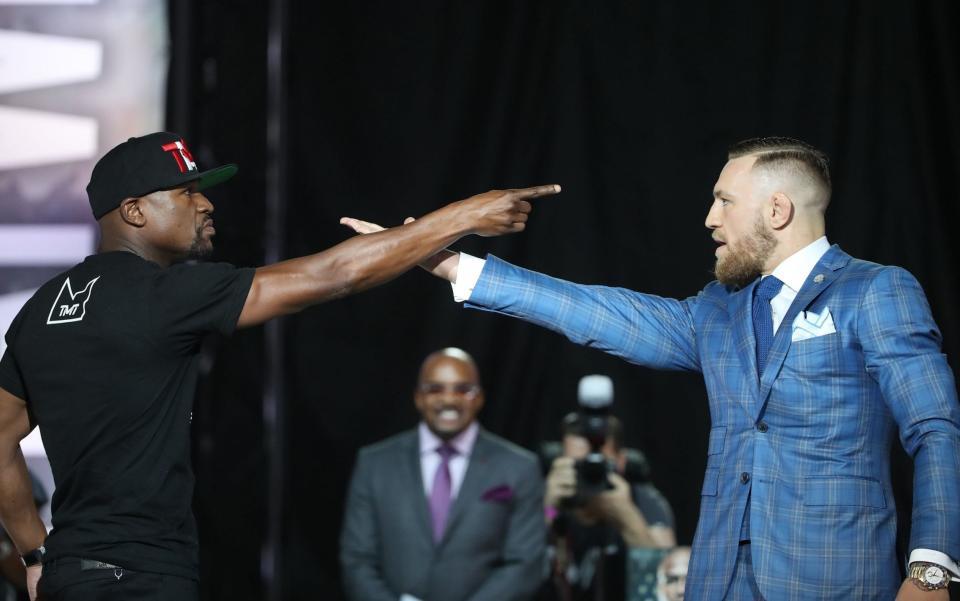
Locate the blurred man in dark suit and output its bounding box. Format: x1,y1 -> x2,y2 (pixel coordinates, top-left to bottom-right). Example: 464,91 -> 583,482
340,348 -> 545,601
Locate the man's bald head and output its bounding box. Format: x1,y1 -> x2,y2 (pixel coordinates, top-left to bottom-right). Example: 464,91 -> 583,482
418,347 -> 479,379
728,137 -> 832,214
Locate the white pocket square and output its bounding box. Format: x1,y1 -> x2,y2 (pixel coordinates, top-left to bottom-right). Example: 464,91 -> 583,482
791,307 -> 836,341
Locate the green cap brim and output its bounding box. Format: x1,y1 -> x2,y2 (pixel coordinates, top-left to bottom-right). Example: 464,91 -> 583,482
195,163 -> 238,191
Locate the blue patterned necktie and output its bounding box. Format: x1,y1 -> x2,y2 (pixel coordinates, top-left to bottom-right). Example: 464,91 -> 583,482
753,275 -> 784,376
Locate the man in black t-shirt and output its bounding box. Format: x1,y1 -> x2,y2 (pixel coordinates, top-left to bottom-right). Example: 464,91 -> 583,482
0,132 -> 560,601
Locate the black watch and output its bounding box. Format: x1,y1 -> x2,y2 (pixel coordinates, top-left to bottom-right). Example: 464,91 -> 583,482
20,545 -> 45,568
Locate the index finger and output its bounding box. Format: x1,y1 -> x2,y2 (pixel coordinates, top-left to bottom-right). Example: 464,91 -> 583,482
511,184 -> 561,199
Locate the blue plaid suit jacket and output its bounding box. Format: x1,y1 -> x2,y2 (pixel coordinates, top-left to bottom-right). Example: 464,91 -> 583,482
466,245 -> 960,600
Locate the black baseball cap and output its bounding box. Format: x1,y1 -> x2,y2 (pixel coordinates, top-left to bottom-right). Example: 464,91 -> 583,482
86,132 -> 238,219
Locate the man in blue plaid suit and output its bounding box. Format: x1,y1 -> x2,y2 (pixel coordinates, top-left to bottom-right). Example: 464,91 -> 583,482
343,137 -> 960,600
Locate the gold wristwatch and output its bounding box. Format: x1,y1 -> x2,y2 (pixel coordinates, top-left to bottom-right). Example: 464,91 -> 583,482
908,562 -> 950,591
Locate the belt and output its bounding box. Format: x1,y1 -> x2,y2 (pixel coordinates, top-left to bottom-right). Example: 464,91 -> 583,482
45,557 -> 133,579
80,559 -> 124,571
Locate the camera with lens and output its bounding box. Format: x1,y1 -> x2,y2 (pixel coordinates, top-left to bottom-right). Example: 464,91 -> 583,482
567,374 -> 616,505
540,375 -> 651,508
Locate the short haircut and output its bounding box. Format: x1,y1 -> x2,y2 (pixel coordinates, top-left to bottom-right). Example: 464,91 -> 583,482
728,137 -> 832,208
561,411 -> 624,451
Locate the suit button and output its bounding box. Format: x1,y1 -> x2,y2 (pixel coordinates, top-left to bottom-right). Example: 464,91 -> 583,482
740,472 -> 750,484
757,422 -> 768,433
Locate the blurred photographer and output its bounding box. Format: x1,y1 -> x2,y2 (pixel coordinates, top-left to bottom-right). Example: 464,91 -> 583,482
541,376 -> 675,601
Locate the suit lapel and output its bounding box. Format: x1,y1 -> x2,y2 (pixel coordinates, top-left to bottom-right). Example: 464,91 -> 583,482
729,278 -> 762,414
755,246 -> 851,415
406,431 -> 435,545
438,430 -> 493,547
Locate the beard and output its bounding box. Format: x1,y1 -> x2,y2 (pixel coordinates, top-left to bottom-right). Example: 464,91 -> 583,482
187,229 -> 213,260
713,216 -> 776,288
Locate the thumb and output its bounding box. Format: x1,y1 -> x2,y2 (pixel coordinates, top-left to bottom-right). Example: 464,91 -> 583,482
339,217 -> 385,234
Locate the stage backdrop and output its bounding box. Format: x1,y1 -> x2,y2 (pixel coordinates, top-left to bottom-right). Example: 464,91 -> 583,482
0,0 -> 168,526
175,2 -> 958,600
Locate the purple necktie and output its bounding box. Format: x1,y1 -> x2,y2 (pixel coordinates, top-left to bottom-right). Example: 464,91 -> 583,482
429,444 -> 456,543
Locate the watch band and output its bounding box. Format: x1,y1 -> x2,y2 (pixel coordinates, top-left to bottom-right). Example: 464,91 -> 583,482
20,545 -> 45,568
909,562 -> 950,591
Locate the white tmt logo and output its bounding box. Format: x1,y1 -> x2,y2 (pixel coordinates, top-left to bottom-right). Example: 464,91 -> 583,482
46,276 -> 100,325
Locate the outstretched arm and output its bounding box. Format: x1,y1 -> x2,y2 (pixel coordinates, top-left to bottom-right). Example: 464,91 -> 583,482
340,215 -> 701,371
237,185 -> 558,328
0,387 -> 46,601
338,218 -> 461,282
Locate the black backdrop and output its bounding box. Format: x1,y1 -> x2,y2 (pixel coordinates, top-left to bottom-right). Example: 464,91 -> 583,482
166,2 -> 960,600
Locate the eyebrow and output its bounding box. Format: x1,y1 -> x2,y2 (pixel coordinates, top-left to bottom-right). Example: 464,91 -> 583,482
713,188 -> 732,199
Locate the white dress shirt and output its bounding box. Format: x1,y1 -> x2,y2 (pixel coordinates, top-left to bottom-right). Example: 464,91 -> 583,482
765,236 -> 830,333
448,240 -> 958,577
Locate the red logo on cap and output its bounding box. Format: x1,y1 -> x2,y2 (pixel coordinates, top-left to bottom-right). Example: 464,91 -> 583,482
161,139 -> 198,173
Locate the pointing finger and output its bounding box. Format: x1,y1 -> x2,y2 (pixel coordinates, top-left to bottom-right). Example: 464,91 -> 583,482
511,184 -> 561,199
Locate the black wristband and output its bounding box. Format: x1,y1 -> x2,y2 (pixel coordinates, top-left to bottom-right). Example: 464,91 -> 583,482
20,545 -> 45,567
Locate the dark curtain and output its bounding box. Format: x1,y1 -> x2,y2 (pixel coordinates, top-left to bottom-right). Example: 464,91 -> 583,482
169,2 -> 960,599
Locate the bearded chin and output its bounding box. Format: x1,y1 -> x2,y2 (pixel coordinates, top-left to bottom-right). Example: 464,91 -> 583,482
714,221 -> 777,288
188,235 -> 213,260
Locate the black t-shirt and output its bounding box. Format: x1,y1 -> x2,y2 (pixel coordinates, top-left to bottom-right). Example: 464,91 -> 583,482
0,252 -> 254,579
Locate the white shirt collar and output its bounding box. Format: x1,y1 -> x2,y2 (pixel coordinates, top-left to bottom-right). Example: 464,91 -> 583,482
769,236 -> 831,293
418,421 -> 479,457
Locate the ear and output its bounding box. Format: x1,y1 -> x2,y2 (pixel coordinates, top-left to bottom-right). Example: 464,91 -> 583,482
414,392 -> 427,413
118,197 -> 146,227
769,192 -> 794,230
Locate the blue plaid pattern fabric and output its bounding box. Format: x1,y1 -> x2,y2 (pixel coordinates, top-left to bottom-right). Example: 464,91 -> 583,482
726,544 -> 765,600
752,276 -> 783,376
466,246 -> 960,600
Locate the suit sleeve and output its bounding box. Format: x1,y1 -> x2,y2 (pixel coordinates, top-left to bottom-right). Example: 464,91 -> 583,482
340,450 -> 401,601
858,266 -> 960,560
464,456 -> 546,601
466,255 -> 701,372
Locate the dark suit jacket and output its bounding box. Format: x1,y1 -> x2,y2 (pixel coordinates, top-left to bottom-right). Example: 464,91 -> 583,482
340,427 -> 546,601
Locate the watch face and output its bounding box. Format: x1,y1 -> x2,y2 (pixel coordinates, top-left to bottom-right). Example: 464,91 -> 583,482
924,566 -> 946,586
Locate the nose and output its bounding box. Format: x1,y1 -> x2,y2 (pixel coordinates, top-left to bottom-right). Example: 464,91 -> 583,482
197,192 -> 214,214
705,199 -> 721,230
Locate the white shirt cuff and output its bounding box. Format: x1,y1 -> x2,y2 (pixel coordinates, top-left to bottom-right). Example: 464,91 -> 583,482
910,548 -> 960,579
450,252 -> 486,302
400,595 -> 424,601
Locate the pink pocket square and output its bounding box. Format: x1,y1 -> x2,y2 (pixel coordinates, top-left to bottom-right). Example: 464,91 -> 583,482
481,484 -> 514,503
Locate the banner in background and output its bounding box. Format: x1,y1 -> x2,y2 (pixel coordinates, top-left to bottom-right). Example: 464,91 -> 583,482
0,0 -> 167,522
